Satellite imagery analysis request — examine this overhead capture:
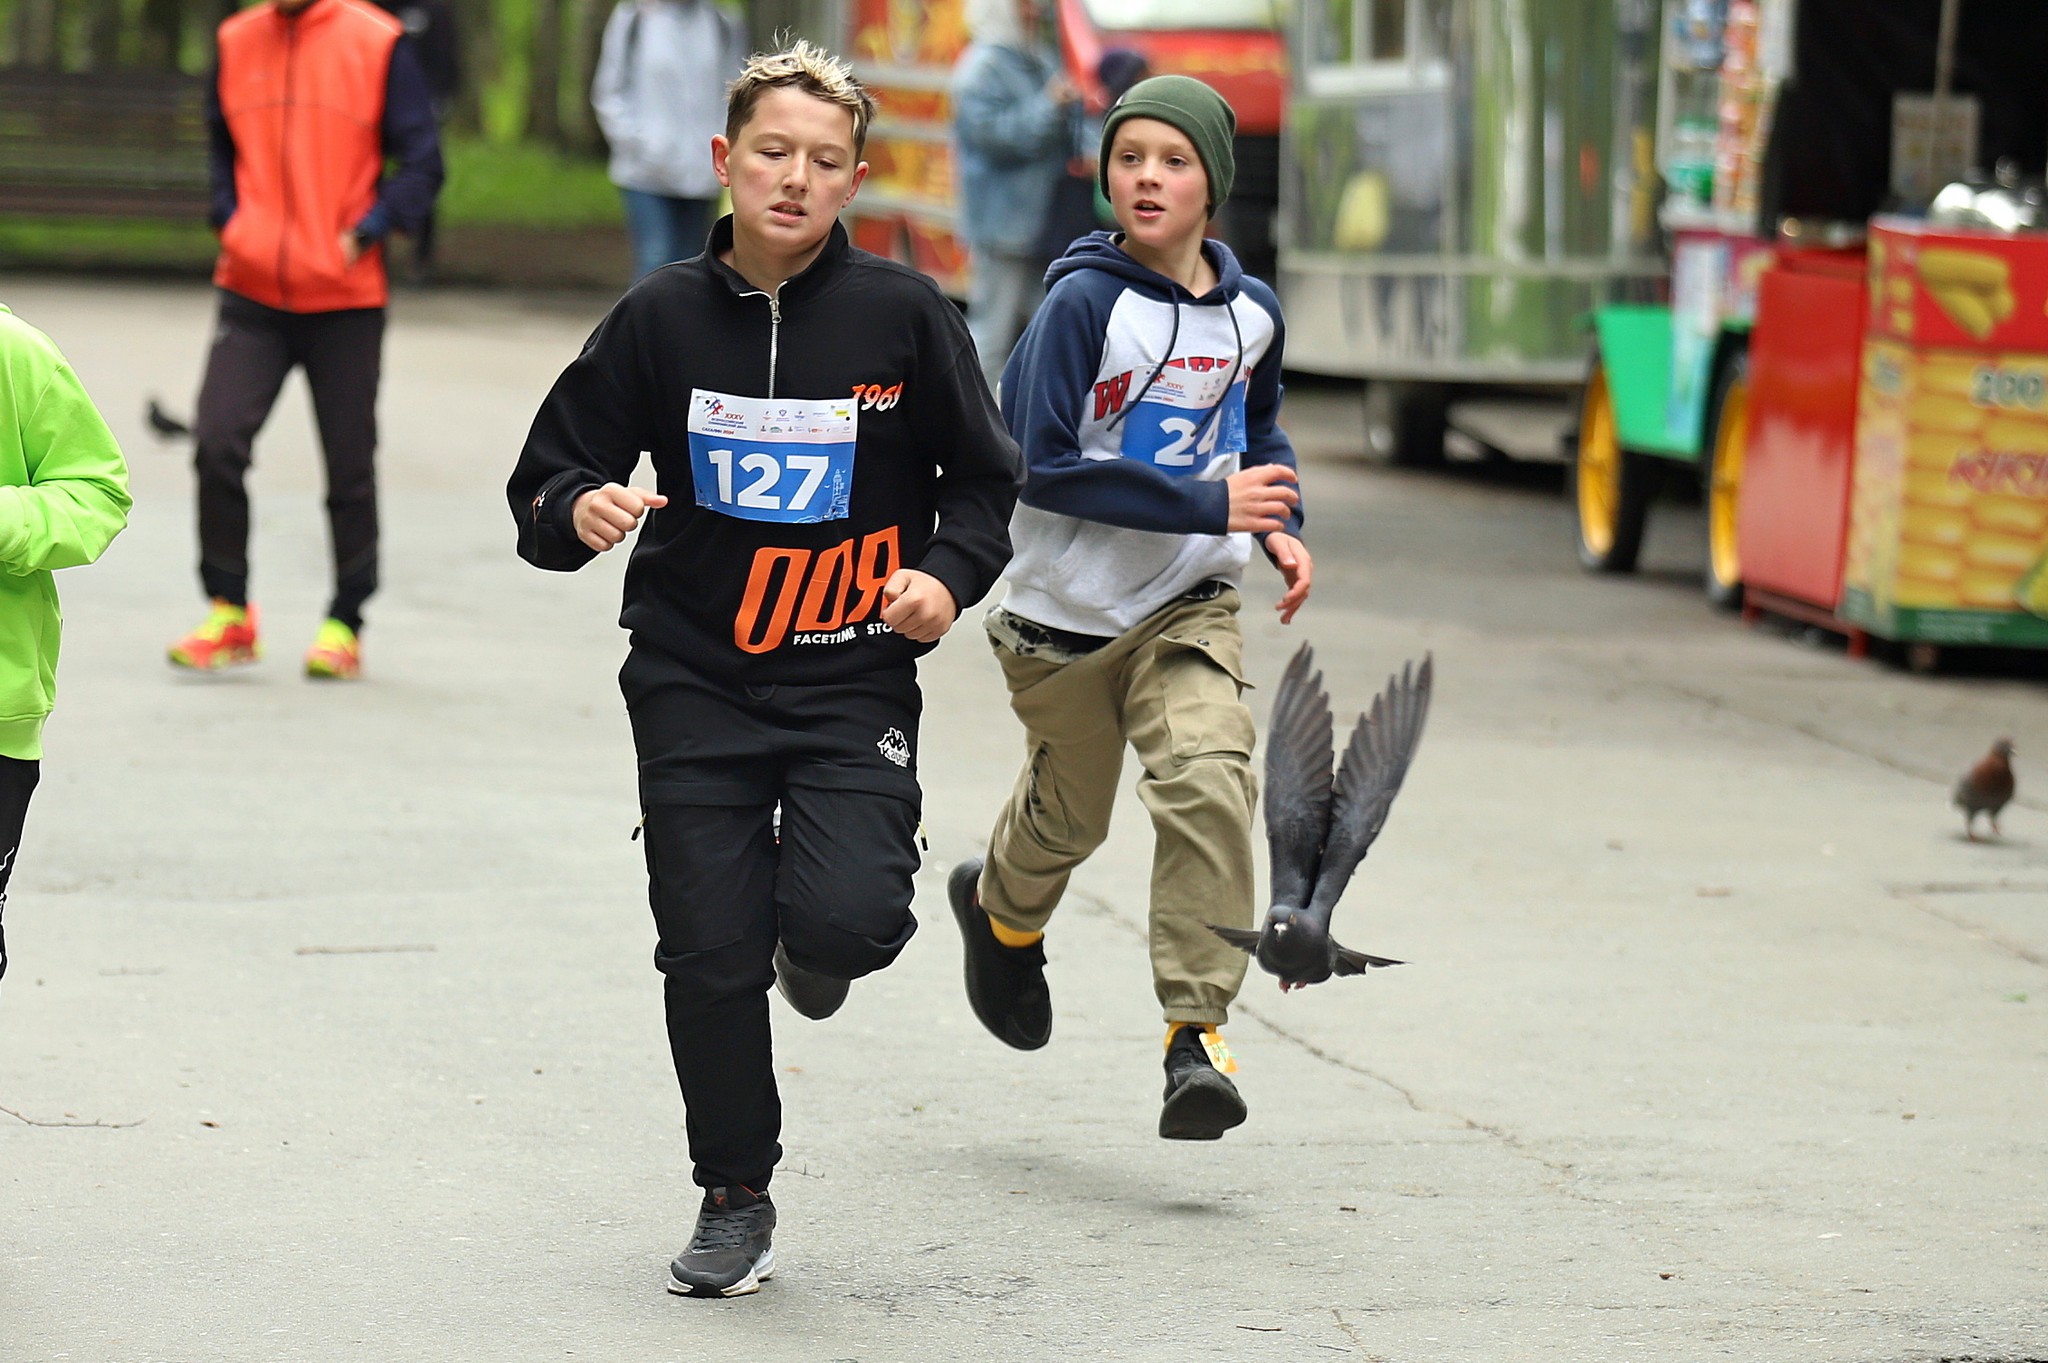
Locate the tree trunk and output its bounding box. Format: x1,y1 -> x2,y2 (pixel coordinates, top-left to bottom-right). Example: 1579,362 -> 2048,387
449,0 -> 495,135
87,0 -> 125,69
14,0 -> 61,68
528,0 -> 563,146
562,0 -> 611,156
140,0 -> 187,71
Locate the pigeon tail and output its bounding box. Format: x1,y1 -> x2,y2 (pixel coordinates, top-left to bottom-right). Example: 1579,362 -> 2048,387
1331,940 -> 1405,974
1208,925 -> 1259,953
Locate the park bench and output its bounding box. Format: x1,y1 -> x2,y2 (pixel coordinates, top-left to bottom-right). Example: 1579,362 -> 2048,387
0,68 -> 210,220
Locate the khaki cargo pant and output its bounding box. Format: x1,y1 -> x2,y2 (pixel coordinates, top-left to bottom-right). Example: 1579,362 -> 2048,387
979,590 -> 1257,1025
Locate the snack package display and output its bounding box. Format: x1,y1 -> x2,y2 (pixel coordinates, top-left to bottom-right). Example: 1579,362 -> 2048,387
1916,247 -> 2015,340
1843,338 -> 2048,642
1871,219 -> 2048,351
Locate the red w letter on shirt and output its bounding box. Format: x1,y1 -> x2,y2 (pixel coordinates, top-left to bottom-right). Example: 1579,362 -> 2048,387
1093,371 -> 1133,421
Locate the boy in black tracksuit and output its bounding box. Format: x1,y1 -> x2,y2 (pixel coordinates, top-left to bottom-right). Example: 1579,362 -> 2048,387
506,42 -> 1020,1299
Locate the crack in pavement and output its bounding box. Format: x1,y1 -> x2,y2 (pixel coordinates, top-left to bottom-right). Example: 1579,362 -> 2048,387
1065,884 -> 1595,1202
1884,891 -> 2048,970
1634,670 -> 2048,816
1606,668 -> 2048,970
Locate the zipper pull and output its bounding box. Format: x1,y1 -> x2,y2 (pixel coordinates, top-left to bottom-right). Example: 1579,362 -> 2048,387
630,815 -> 645,842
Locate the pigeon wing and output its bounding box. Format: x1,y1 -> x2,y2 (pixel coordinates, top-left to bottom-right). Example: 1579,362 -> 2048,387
1207,925 -> 1261,954
1264,643 -> 1335,910
1308,654 -> 1433,915
1331,942 -> 1406,974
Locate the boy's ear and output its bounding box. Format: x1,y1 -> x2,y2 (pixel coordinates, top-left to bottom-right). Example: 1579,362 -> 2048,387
844,160 -> 870,206
711,134 -> 732,188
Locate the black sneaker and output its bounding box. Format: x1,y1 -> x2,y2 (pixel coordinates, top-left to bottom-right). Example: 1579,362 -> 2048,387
773,941 -> 849,1020
1159,1025 -> 1247,1141
668,1185 -> 777,1297
947,856 -> 1051,1050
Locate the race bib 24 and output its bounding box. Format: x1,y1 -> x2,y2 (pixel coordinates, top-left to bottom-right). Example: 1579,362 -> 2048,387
1118,373 -> 1248,478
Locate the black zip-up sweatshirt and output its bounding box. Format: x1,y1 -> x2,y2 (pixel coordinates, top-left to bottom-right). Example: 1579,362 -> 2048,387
508,218 -> 1023,686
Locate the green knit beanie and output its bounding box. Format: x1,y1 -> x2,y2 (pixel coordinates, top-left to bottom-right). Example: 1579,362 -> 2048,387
1098,74 -> 1237,218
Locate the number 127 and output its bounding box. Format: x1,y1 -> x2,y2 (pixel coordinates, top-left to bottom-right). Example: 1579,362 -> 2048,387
707,448 -> 831,511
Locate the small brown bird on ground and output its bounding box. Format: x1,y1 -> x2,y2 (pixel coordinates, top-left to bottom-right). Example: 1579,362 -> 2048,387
1954,738 -> 2016,841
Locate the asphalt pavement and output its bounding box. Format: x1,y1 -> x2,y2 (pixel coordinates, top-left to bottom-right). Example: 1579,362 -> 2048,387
2,276 -> 2044,1363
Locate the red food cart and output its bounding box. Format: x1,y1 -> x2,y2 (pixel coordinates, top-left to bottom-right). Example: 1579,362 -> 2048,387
1581,0 -> 2048,667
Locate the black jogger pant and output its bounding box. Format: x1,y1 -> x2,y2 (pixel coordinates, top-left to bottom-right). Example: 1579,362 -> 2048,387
621,646 -> 923,1191
193,289 -> 385,630
0,756 -> 41,987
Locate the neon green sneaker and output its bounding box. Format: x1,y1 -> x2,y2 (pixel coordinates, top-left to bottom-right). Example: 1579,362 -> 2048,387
303,618 -> 361,680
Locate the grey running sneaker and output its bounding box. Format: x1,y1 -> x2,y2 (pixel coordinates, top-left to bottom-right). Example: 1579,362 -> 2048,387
773,941 -> 849,1020
947,857 -> 1052,1050
668,1185 -> 777,1297
1159,1025 -> 1247,1141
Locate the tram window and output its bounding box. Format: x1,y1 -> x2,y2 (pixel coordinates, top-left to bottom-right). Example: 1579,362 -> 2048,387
1306,0 -> 1450,77
1368,0 -> 1405,59
1413,0 -> 1450,62
1314,0 -> 1355,64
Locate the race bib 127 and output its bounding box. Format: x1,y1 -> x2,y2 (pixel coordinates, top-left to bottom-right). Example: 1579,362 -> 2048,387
688,390 -> 858,523
1118,375 -> 1248,478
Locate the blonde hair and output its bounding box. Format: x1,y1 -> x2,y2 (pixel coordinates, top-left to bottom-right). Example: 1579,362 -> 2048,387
725,40 -> 877,156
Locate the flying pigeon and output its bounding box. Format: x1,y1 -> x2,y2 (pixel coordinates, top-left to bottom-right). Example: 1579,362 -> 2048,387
1209,645 -> 1432,990
146,398 -> 192,440
1954,738 -> 2016,841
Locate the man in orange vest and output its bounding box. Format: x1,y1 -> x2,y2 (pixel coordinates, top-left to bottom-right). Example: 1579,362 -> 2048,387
168,0 -> 443,681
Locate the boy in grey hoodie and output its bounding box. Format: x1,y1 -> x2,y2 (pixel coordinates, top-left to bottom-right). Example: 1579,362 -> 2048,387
948,75 -> 1311,1140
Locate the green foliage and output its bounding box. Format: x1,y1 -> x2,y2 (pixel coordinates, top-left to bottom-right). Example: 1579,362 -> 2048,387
0,217 -> 219,270
0,136 -> 618,272
440,133 -> 620,228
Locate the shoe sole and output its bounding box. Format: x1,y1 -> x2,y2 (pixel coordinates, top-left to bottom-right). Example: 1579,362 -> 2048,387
168,646 -> 261,670
1159,1070 -> 1249,1141
668,1246 -> 776,1298
947,860 -> 1051,1051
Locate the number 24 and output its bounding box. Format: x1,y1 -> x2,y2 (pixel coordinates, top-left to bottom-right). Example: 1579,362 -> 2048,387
706,449 -> 830,510
1154,414 -> 1221,467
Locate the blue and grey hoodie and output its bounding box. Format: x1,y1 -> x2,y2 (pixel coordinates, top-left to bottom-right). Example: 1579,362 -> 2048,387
994,232 -> 1302,637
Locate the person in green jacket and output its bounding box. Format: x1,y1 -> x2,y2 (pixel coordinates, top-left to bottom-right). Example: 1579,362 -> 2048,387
0,305 -> 131,989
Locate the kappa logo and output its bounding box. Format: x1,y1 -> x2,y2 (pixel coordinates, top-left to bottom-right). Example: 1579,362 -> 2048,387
877,728 -> 911,768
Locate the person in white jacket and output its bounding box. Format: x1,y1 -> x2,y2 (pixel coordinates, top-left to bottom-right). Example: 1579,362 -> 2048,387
591,0 -> 749,280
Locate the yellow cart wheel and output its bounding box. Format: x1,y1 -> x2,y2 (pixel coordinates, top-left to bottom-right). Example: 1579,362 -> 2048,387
1704,352 -> 1749,611
1573,358 -> 1653,573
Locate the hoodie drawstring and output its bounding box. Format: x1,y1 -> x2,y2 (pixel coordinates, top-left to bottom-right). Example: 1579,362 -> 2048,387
1108,294 -> 1245,459
1107,299 -> 1180,432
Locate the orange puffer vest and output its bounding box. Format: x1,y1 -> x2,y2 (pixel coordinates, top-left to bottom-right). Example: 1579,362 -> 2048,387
214,0 -> 400,313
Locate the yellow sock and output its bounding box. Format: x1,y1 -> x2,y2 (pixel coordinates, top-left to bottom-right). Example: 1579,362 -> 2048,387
986,913 -> 1043,949
1165,1023 -> 1237,1072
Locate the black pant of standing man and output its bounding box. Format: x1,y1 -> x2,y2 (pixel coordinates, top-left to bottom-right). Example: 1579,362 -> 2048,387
192,291 -> 385,632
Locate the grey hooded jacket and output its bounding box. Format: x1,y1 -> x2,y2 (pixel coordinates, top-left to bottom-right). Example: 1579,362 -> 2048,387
591,0 -> 747,200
